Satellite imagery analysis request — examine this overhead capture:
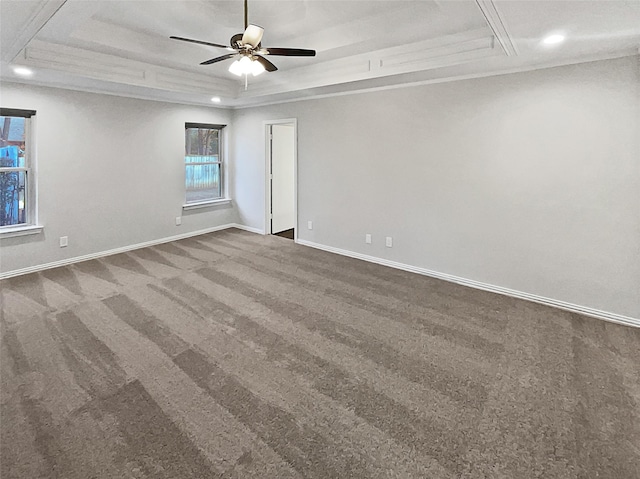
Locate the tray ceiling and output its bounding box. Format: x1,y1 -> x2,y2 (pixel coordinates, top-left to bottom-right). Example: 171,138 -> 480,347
1,0 -> 639,107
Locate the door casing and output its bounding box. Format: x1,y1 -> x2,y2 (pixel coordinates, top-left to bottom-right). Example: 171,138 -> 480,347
264,118 -> 297,240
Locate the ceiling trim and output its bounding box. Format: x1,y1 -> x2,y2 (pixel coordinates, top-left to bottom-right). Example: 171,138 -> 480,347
0,76 -> 235,110
3,50 -> 635,111
14,28 -> 500,105
238,29 -> 499,100
474,0 -> 518,57
233,50 -> 637,110
20,40 -> 238,97
2,0 -> 68,63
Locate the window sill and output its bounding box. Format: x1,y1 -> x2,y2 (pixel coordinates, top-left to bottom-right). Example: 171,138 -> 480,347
182,198 -> 232,211
0,225 -> 44,239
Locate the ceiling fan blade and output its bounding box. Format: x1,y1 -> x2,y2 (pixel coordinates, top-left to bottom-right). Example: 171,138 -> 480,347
169,36 -> 229,49
200,53 -> 238,65
263,47 -> 316,57
254,55 -> 278,72
242,24 -> 264,48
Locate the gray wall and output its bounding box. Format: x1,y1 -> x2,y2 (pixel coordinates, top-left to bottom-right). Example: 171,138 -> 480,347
0,83 -> 237,273
231,56 -> 640,319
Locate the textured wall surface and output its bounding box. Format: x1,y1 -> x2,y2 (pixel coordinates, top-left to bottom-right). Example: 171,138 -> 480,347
1,83 -> 237,273
231,56 -> 640,319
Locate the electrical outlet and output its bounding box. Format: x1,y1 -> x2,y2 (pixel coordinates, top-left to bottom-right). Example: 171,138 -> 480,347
365,234 -> 372,244
175,216 -> 182,226
385,236 -> 393,248
308,221 -> 313,230
59,236 -> 68,248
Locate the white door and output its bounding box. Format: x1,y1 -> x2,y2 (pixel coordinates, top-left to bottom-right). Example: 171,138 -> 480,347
270,124 -> 295,234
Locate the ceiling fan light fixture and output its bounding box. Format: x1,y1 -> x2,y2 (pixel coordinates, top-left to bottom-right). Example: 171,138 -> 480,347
228,56 -> 248,76
228,60 -> 241,76
228,55 -> 264,77
171,0 -> 315,80
251,58 -> 265,76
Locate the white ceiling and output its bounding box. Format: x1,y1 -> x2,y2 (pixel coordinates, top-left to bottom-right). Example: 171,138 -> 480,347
1,0 -> 639,108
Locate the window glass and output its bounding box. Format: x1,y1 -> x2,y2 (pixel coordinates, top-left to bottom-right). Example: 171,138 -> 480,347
185,124 -> 223,204
1,115 -> 29,227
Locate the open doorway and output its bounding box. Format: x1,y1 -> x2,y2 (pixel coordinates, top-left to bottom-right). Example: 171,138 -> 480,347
265,119 -> 297,240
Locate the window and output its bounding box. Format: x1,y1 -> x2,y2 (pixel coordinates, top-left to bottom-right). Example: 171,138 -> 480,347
1,109 -> 36,230
184,123 -> 225,205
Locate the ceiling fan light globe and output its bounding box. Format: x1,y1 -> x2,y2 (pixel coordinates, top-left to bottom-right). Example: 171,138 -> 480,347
228,59 -> 244,76
251,60 -> 265,76
229,56 -> 254,76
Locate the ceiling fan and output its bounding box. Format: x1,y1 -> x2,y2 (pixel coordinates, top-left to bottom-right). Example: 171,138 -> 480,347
170,0 -> 316,77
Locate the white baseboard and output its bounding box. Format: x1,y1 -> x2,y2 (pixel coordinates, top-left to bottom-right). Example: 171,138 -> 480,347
0,223 -> 246,280
230,223 -> 265,235
296,239 -> 640,329
4,227 -> 637,329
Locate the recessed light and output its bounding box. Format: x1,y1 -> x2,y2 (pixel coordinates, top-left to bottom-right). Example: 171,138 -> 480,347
543,34 -> 565,46
211,96 -> 221,103
13,66 -> 33,76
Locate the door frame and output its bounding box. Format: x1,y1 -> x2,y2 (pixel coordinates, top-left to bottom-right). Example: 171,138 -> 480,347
264,118 -> 298,241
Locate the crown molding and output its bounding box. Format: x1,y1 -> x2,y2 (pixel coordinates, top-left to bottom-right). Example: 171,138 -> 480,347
4,50 -> 635,110
239,28 -> 499,100
0,75 -> 236,110
19,40 -> 238,97
231,50 -> 638,109
2,0 -> 67,63
475,0 -> 518,57
14,28 -> 499,105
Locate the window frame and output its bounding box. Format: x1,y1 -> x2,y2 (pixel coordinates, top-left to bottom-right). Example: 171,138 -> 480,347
183,122 -> 227,209
0,108 -> 40,236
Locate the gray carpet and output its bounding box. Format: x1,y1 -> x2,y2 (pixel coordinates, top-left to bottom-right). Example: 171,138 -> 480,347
1,228 -> 639,478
